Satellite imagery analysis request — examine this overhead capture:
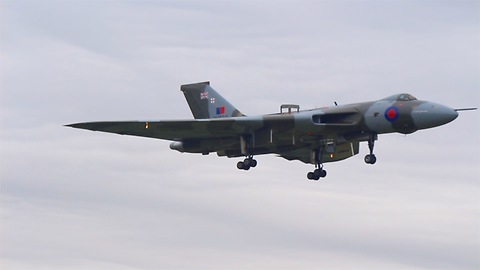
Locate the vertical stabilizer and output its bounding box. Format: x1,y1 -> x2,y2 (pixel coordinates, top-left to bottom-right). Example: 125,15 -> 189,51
180,82 -> 245,119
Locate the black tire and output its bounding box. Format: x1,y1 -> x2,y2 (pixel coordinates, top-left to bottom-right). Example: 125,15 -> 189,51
237,161 -> 245,170
365,154 -> 377,164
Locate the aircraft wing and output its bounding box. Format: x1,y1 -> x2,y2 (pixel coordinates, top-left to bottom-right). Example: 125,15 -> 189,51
67,108 -> 363,161
65,118 -> 262,141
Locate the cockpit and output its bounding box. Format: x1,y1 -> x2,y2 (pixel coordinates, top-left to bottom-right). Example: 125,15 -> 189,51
382,93 -> 417,102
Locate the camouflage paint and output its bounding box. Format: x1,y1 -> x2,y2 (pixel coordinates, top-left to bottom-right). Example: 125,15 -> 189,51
67,82 -> 459,166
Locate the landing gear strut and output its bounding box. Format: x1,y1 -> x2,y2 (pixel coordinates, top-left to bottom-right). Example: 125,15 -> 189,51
364,133 -> 377,164
237,156 -> 257,171
307,147 -> 327,180
237,135 -> 258,171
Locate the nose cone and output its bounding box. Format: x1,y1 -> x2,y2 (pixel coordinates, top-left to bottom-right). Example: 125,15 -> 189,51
412,102 -> 458,130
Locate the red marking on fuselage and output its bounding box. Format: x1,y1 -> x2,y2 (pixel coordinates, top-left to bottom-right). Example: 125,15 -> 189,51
387,109 -> 397,119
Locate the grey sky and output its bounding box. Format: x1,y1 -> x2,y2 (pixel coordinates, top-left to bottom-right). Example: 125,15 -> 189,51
1,1 -> 479,269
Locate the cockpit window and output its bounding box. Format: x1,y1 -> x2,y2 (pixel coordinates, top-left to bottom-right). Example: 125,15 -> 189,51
398,94 -> 417,101
382,93 -> 417,101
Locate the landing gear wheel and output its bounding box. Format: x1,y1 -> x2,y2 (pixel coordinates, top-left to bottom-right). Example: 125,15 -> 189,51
237,161 -> 244,170
307,169 -> 327,180
237,160 -> 252,170
314,168 -> 327,179
364,154 -> 377,164
307,172 -> 318,180
244,158 -> 256,167
240,157 -> 257,170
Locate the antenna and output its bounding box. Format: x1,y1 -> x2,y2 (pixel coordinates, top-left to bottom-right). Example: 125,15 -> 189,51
454,108 -> 477,111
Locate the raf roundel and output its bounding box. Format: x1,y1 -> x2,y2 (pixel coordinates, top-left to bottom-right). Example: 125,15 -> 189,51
384,106 -> 399,122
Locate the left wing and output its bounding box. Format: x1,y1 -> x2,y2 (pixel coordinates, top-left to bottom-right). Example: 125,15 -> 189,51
67,109 -> 362,163
65,118 -> 262,141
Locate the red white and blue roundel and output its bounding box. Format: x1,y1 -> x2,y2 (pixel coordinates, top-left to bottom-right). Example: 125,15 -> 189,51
384,106 -> 399,122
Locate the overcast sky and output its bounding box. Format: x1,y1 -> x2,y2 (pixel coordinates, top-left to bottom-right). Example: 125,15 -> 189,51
1,1 -> 479,269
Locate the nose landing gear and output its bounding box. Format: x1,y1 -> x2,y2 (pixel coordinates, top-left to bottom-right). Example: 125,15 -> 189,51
364,154 -> 376,164
365,133 -> 377,164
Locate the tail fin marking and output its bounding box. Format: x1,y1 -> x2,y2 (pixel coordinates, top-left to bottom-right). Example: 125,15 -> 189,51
180,82 -> 245,119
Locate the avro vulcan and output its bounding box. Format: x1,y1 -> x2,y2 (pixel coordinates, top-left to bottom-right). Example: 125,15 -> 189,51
67,82 -> 475,180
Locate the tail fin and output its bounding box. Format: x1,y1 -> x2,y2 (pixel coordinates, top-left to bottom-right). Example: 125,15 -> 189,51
180,81 -> 245,119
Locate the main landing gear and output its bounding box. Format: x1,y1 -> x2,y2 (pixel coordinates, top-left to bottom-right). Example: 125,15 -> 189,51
237,136 -> 258,171
307,166 -> 327,180
237,156 -> 258,171
306,147 -> 327,180
364,133 -> 377,164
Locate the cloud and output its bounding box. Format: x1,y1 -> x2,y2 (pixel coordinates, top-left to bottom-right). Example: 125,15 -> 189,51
1,1 -> 479,269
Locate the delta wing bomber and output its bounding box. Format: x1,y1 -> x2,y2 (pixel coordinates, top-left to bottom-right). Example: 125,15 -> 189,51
67,82 -> 476,180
